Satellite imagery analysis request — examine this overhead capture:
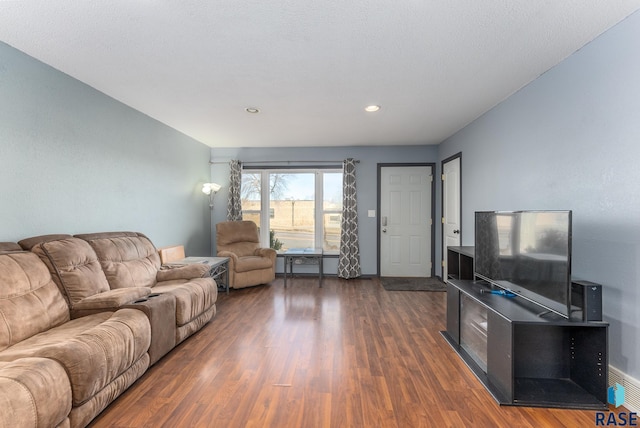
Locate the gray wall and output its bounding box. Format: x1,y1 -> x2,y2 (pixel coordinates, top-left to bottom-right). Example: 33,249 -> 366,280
439,11 -> 640,379
210,145 -> 439,275
0,42 -> 212,255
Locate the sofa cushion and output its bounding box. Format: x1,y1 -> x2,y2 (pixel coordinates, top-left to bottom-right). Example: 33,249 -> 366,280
76,232 -> 161,289
24,236 -> 112,307
0,309 -> 151,407
0,252 -> 70,352
0,357 -> 72,428
18,234 -> 73,251
153,278 -> 217,326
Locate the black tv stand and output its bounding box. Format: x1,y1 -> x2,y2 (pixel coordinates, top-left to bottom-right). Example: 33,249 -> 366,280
535,309 -> 555,318
443,248 -> 608,410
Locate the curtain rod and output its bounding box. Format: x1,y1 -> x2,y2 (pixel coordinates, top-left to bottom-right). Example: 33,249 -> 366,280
209,159 -> 359,165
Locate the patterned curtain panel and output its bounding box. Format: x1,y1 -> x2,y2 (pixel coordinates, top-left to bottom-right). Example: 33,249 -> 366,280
227,160 -> 243,221
338,158 -> 361,279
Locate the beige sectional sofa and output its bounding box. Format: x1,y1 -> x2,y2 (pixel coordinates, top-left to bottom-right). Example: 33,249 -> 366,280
0,357 -> 72,428
74,231 -> 218,345
0,232 -> 218,428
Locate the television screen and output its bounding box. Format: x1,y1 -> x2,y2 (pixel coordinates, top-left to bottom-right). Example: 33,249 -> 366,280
474,210 -> 572,318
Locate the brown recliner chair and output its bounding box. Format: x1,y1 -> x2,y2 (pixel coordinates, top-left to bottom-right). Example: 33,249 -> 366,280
216,221 -> 277,289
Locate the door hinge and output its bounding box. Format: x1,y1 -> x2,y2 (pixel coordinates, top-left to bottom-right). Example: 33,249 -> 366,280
441,174 -> 445,181
430,175 -> 433,183
441,217 -> 445,224
441,260 -> 446,267
429,218 -> 433,226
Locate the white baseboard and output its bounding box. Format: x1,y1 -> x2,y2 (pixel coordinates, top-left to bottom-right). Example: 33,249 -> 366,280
610,365 -> 640,413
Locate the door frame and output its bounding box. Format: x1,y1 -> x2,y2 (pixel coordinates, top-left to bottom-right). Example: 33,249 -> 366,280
441,152 -> 462,279
377,163 -> 436,277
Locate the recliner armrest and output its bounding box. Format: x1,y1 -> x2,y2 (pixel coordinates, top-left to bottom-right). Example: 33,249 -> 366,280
217,250 -> 239,264
254,247 -> 277,261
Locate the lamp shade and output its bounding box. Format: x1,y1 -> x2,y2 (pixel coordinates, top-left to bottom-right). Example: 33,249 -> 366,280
202,182 -> 222,195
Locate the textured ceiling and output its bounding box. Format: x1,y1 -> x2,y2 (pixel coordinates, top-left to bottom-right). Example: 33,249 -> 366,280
1,1 -> 639,148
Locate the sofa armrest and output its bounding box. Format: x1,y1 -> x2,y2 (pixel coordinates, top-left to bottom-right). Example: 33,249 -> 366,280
156,264 -> 210,282
0,358 -> 72,428
71,288 -> 153,318
254,247 -> 277,262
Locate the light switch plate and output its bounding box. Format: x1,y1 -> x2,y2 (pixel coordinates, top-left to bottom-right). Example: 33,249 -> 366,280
368,210 -> 376,218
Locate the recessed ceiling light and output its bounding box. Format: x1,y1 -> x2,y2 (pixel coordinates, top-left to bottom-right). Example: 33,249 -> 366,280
245,107 -> 260,114
364,105 -> 381,112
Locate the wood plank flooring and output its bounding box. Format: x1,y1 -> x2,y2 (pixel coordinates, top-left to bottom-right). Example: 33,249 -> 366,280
89,277 -> 614,427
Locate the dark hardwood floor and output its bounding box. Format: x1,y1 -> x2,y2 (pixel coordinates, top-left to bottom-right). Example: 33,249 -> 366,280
90,277 -> 612,427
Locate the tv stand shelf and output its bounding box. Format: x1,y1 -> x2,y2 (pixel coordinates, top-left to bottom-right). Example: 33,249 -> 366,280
447,246 -> 475,281
442,278 -> 608,410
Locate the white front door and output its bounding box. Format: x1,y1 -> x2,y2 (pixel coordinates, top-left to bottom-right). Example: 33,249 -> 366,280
442,156 -> 461,281
380,166 -> 432,277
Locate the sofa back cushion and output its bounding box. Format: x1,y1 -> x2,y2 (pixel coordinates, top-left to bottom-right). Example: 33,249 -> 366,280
0,242 -> 22,253
21,236 -> 111,307
216,221 -> 260,257
0,252 -> 69,352
75,232 -> 161,289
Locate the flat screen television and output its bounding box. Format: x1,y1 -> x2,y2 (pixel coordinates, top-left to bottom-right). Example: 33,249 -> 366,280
474,210 -> 572,318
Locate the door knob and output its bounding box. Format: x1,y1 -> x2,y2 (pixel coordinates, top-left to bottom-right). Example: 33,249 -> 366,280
453,229 -> 460,234
382,228 -> 387,233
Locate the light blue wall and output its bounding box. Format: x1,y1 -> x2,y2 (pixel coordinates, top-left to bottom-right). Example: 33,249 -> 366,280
210,145 -> 439,275
439,11 -> 640,379
0,42 -> 212,254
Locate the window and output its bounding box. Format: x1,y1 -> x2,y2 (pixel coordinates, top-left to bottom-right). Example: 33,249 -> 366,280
241,168 -> 342,253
